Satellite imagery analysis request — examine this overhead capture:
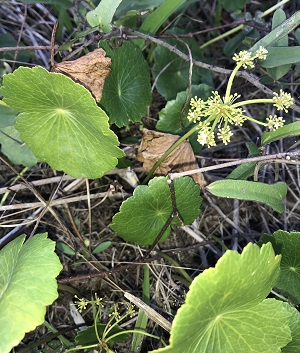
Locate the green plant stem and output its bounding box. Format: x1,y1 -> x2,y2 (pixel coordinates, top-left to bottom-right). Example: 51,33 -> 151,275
94,305 -> 102,344
157,251 -> 193,284
200,24 -> 243,50
64,343 -> 98,352
232,99 -> 274,108
200,0 -> 290,50
106,329 -> 159,343
142,124 -> 199,184
224,62 -> 243,103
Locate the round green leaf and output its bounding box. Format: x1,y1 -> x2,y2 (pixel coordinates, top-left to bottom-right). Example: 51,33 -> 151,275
0,233 -> 62,353
150,243 -> 292,353
282,302 -> 300,353
111,176 -> 201,245
99,41 -> 152,127
0,66 -> 124,179
263,231 -> 300,304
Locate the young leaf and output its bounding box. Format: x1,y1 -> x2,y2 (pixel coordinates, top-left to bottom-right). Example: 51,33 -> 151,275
149,243 -> 292,353
0,125 -> 40,167
99,41 -> 152,127
226,142 -> 261,180
0,233 -> 62,353
0,66 -> 124,179
139,0 -> 186,35
265,9 -> 291,80
56,241 -> 76,255
261,121 -> 300,145
249,10 -> 300,53
86,0 -> 122,31
111,176 -> 202,245
261,231 -> 300,304
207,180 -> 287,213
92,241 -> 112,254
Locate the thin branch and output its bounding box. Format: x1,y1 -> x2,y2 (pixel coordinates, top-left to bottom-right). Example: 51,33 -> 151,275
126,29 -> 300,113
0,45 -> 59,52
169,150 -> 300,179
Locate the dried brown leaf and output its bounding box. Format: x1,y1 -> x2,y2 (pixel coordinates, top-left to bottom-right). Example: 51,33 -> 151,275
137,129 -> 206,186
51,48 -> 111,102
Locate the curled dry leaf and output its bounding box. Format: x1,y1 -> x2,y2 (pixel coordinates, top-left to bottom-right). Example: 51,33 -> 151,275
51,48 -> 111,102
137,128 -> 206,187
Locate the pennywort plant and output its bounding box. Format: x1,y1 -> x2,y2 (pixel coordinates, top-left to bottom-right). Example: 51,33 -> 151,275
68,295 -> 158,353
1,2 -> 300,353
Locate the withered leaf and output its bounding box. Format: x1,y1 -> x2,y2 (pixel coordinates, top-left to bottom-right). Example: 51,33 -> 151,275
51,48 -> 111,102
137,129 -> 206,187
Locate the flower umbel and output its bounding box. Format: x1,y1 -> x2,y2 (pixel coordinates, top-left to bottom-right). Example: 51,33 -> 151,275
186,47 -> 292,148
266,115 -> 285,131
272,89 -> 293,112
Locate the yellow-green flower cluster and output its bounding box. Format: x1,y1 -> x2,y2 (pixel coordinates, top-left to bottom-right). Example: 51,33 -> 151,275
272,89 -> 294,112
188,92 -> 249,147
232,46 -> 268,69
187,47 -> 293,148
74,293 -> 104,312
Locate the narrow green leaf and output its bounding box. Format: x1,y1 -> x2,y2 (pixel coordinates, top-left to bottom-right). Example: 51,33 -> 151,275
86,0 -> 123,31
0,125 -> 40,167
115,0 -> 165,17
56,242 -> 75,255
0,66 -> 124,179
262,47 -> 300,68
266,9 -> 291,80
226,142 -> 261,180
131,265 -> 150,353
261,121 -> 300,145
99,41 -> 152,127
207,180 -> 287,213
0,233 -> 62,353
139,0 -> 186,35
111,176 -> 202,245
92,241 -> 112,254
149,243 -> 292,353
250,10 -> 300,53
